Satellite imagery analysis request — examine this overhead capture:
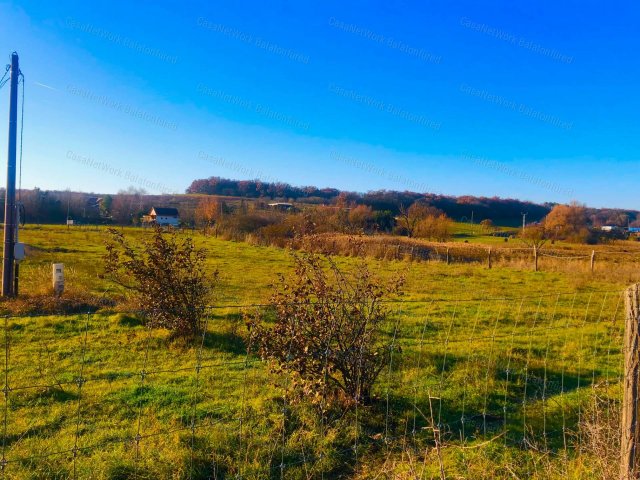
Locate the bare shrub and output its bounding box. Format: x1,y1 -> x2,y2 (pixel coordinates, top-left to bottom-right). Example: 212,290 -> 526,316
218,211 -> 280,241
248,249 -> 404,408
103,226 -> 216,338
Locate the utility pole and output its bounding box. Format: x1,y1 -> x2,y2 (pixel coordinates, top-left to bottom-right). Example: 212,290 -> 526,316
66,190 -> 71,229
521,212 -> 528,233
2,52 -> 19,297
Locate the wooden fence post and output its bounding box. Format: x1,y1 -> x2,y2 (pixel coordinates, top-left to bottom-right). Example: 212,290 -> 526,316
533,245 -> 538,272
621,284 -> 640,480
446,247 -> 450,265
488,247 -> 492,269
591,250 -> 596,273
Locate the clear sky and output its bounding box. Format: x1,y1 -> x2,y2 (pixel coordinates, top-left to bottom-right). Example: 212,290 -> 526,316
0,1 -> 637,209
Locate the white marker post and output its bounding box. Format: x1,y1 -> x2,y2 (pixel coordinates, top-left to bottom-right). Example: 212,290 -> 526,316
52,263 -> 64,296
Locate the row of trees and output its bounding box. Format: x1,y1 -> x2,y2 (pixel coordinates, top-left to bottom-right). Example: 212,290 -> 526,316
186,176 -> 557,224
194,197 -> 640,247
3,184 -> 638,245
0,187 -> 152,225
193,196 -> 455,243
520,201 -> 640,245
186,177 -> 342,202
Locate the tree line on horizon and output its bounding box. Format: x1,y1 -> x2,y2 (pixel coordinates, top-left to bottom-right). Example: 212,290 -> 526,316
186,176 -> 639,229
186,176 -> 555,225
0,179 -> 636,236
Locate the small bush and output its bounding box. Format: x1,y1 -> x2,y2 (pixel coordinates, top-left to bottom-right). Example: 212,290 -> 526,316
103,226 -> 216,338
248,249 -> 404,409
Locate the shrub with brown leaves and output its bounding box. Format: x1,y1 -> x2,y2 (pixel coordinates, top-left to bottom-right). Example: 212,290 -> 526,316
103,226 -> 216,338
248,250 -> 404,409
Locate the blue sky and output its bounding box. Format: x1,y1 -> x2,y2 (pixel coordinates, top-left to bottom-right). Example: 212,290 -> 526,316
0,0 -> 637,208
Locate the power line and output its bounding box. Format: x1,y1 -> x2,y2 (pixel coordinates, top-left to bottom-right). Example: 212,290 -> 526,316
0,65 -> 9,90
17,72 -> 24,201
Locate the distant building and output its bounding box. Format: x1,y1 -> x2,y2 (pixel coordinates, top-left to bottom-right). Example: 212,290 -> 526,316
600,225 -> 617,232
143,207 -> 180,227
268,202 -> 295,212
86,197 -> 102,209
629,227 -> 640,234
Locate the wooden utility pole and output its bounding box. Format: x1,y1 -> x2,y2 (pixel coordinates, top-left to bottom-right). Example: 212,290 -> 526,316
590,250 -> 595,273
2,53 -> 19,297
621,284 -> 640,480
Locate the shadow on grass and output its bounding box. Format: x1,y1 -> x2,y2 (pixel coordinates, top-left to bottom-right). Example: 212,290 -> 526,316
118,314 -> 144,328
12,387 -> 79,409
368,361 -> 596,454
203,331 -> 247,355
3,412 -> 70,447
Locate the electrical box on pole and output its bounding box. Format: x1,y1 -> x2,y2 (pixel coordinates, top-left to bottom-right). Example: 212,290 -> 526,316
2,52 -> 19,297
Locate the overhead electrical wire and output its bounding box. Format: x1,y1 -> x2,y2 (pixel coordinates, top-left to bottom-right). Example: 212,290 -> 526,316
0,64 -> 9,89
18,72 -> 24,203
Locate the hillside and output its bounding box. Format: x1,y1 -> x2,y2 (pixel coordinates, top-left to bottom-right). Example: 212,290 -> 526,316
2,178 -> 638,228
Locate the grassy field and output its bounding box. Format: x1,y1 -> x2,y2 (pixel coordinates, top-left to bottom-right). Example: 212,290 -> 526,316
19,224 -> 633,303
0,225 -> 632,478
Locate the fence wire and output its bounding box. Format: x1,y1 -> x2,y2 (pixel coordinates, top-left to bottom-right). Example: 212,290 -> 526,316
0,289 -> 627,479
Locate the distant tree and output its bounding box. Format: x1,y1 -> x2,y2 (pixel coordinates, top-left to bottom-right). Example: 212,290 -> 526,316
519,223 -> 549,247
480,219 -> 495,232
544,202 -> 590,243
100,195 -> 113,218
248,251 -> 404,408
347,204 -> 375,233
518,224 -> 550,271
397,202 -> 442,237
110,188 -> 152,225
373,210 -> 395,232
195,197 -> 227,235
415,213 -> 453,242
118,186 -> 148,196
103,226 -> 216,338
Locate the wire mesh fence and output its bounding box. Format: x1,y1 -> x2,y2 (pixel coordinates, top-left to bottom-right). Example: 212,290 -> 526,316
0,289 -> 626,478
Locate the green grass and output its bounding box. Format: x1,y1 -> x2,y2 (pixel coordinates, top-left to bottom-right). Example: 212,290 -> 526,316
450,221 -> 517,245
0,225 -> 629,478
17,224 -> 628,302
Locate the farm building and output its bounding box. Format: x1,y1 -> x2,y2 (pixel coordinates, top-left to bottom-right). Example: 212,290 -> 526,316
268,202 -> 295,211
142,207 -> 180,227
